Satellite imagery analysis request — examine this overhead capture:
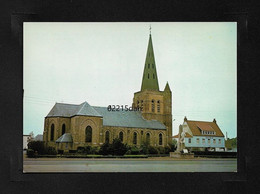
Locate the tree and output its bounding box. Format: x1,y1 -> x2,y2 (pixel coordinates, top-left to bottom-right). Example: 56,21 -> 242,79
168,139 -> 177,152
99,142 -> 113,155
111,138 -> 128,155
140,142 -> 149,155
28,141 -> 45,154
225,137 -> 237,150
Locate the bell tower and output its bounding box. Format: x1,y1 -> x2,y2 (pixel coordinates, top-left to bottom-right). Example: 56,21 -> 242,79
132,31 -> 172,145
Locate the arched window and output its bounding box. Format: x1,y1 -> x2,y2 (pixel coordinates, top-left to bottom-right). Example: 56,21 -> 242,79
153,74 -> 155,79
148,64 -> 150,68
157,100 -> 160,113
119,131 -> 123,142
62,124 -> 66,135
148,73 -> 149,79
105,131 -> 110,143
50,124 -> 54,141
159,134 -> 163,145
85,126 -> 92,142
151,100 -> 155,112
133,132 -> 137,145
146,133 -> 150,145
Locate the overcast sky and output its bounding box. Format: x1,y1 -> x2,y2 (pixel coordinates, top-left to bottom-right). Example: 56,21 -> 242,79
24,22 -> 237,138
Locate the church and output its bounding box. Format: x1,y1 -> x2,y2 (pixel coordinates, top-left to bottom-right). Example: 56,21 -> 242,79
43,32 -> 172,152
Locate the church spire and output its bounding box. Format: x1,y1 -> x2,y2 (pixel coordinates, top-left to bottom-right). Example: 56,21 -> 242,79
164,82 -> 171,92
141,32 -> 159,91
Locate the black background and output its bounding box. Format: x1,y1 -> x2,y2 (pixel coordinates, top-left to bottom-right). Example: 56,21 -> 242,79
0,0 -> 259,193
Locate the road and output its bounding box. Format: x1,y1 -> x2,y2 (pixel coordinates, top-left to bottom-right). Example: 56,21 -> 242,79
23,157 -> 237,172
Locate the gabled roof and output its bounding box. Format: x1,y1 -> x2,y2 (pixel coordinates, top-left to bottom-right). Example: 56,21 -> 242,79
46,103 -> 79,117
56,133 -> 73,143
46,101 -> 102,117
196,122 -> 215,132
46,101 -> 166,130
76,102 -> 102,117
186,119 -> 224,137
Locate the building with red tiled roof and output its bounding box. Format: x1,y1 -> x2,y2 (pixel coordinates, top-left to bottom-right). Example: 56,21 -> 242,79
173,117 -> 225,151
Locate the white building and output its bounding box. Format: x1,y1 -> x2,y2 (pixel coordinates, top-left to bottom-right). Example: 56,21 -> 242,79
23,135 -> 31,150
173,117 -> 225,151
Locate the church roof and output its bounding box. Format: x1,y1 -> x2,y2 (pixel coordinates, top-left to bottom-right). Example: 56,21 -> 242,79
46,101 -> 102,117
56,133 -> 73,143
46,102 -> 166,130
141,34 -> 160,91
93,106 -> 166,130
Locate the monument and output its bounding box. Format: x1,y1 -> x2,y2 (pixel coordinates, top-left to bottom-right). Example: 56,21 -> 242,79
170,125 -> 194,158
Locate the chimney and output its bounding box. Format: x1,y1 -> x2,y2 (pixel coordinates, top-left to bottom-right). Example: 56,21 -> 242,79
213,118 -> 216,123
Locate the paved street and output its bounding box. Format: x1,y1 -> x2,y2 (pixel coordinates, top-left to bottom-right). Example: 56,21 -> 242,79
23,157 -> 237,172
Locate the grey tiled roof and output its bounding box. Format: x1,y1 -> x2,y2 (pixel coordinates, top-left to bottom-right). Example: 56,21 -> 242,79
46,101 -> 102,117
93,107 -> 166,130
56,133 -> 73,143
46,101 -> 166,130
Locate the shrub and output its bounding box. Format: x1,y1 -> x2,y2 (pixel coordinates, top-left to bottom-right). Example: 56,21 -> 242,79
45,147 -> 57,155
140,144 -> 149,155
164,146 -> 171,154
148,146 -> 159,154
90,146 -> 100,155
125,150 -> 131,155
99,142 -> 113,155
111,138 -> 128,156
157,147 -> 165,154
130,146 -> 141,155
77,146 -> 85,154
169,139 -> 177,152
28,141 -> 45,155
58,150 -> 64,154
26,149 -> 35,158
84,145 -> 91,154
191,147 -> 200,152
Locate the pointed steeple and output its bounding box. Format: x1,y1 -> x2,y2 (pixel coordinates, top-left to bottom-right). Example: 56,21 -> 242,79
141,33 -> 159,91
164,82 -> 171,92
